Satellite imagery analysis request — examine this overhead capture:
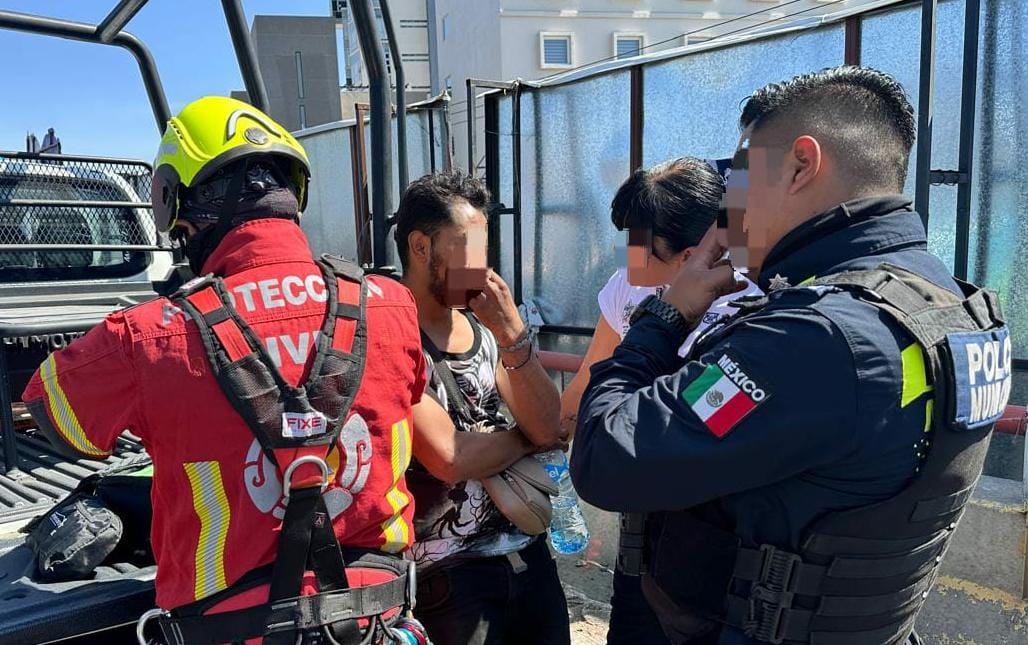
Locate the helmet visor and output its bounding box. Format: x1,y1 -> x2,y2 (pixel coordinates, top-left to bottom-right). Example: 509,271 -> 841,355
152,164 -> 182,233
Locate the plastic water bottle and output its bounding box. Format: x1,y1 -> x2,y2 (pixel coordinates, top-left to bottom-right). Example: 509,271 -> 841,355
536,449 -> 590,554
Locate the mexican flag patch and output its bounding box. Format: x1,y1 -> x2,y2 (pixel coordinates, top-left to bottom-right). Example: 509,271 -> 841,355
681,354 -> 769,438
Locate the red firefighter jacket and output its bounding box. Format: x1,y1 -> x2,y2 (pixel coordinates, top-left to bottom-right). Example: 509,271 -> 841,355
22,218 -> 425,610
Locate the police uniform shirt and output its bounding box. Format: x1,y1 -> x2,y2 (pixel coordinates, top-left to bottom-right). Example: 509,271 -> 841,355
570,196 -> 968,644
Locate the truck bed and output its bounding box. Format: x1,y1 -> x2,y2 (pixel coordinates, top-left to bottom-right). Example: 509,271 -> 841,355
0,430 -> 156,644
0,429 -> 147,525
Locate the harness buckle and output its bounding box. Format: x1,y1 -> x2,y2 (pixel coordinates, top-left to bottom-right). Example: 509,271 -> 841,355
282,455 -> 331,501
744,545 -> 802,644
136,607 -> 170,645
405,559 -> 418,614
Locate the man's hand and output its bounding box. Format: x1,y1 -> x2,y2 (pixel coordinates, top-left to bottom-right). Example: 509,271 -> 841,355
468,270 -> 525,346
661,226 -> 747,323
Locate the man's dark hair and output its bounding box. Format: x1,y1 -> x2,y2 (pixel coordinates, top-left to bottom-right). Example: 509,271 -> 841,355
740,66 -> 916,192
394,171 -> 491,270
610,157 -> 724,255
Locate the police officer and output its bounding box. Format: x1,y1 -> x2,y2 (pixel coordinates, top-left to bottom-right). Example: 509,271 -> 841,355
570,66 -> 1010,645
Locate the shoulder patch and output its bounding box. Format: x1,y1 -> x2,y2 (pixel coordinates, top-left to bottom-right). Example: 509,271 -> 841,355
946,328 -> 1012,430
680,353 -> 770,439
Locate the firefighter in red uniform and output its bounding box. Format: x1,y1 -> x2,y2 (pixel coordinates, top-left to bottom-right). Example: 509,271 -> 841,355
21,97 -> 452,644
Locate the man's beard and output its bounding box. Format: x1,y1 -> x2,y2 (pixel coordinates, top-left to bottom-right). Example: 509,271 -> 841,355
427,251 -> 450,308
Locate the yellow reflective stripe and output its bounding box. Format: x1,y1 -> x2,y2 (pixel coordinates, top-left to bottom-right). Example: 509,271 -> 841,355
798,275 -> 818,286
901,343 -> 933,407
184,461 -> 231,600
380,419 -> 412,553
38,354 -> 108,457
924,399 -> 934,433
390,418 -> 412,478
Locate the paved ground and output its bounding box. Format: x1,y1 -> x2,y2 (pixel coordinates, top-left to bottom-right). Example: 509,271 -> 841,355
556,502 -> 1028,645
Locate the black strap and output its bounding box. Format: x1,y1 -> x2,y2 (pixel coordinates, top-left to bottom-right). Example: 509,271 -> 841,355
174,260 -> 370,457
420,327 -> 475,423
268,488 -> 347,602
723,539 -> 947,643
158,575 -> 408,645
910,485 -> 975,523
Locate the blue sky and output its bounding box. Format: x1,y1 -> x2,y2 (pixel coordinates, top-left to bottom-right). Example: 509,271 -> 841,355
0,1 -> 329,162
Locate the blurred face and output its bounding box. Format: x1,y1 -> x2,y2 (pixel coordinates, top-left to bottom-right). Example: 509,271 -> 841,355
621,230 -> 688,287
426,200 -> 489,308
718,125 -> 788,275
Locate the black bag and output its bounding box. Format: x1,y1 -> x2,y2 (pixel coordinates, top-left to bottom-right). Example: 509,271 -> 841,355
25,492 -> 122,581
23,455 -> 154,580
92,459 -> 154,563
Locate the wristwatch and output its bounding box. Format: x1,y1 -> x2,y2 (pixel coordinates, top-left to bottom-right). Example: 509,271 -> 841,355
629,294 -> 691,340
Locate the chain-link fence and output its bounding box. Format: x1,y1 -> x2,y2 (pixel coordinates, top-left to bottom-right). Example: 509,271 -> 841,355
0,153 -> 160,275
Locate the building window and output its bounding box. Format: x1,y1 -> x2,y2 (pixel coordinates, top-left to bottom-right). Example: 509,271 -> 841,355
442,14 -> 450,41
295,51 -> 305,99
299,105 -> 307,129
614,34 -> 644,60
540,33 -> 573,68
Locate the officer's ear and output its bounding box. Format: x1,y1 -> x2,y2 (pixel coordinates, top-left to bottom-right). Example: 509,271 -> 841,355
786,135 -> 822,195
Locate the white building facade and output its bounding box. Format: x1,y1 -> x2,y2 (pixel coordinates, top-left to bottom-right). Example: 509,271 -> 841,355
429,0 -> 865,170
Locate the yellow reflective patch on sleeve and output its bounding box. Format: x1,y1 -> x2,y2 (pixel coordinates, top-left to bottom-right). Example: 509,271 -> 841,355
798,275 -> 818,286
380,418 -> 412,553
184,461 -> 231,600
39,355 -> 109,457
901,343 -> 933,408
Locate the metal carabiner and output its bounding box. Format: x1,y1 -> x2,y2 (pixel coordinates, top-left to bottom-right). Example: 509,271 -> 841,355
282,455 -> 331,501
405,559 -> 418,615
136,607 -> 169,645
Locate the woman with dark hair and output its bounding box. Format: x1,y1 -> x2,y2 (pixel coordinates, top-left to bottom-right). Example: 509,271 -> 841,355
560,157 -> 761,645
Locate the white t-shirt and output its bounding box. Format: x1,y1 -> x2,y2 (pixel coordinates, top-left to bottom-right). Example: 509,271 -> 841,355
597,267 -> 763,356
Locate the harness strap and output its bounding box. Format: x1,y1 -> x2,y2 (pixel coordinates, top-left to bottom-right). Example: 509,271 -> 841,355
158,574 -> 408,645
187,286 -> 254,363
268,487 -> 347,602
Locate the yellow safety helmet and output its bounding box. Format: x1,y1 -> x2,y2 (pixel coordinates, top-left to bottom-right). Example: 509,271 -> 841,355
151,96 -> 310,232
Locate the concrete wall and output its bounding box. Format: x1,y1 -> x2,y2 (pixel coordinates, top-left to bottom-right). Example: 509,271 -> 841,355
252,16 -> 342,132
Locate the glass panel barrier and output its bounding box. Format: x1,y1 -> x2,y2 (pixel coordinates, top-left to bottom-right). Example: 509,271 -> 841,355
643,25 -> 844,166
519,72 -> 632,330
296,125 -> 358,259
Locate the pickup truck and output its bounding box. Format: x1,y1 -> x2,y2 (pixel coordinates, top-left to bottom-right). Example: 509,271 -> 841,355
0,151 -> 173,644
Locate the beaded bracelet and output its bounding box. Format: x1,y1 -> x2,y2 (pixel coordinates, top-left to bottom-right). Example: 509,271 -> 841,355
498,329 -> 533,353
502,343 -> 535,371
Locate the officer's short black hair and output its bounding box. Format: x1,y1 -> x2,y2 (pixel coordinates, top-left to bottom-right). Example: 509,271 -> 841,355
740,66 -> 916,192
394,171 -> 491,270
610,157 -> 724,256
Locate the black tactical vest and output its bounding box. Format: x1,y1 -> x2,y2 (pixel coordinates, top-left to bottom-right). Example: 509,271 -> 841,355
642,265 -> 1009,645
